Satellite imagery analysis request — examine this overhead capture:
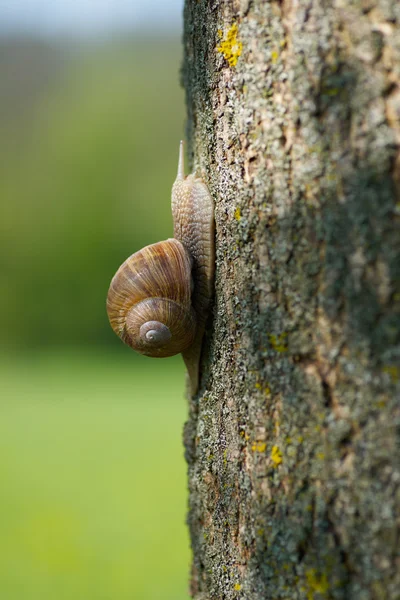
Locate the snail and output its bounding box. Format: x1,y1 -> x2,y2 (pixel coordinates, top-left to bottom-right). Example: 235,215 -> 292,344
106,141 -> 215,395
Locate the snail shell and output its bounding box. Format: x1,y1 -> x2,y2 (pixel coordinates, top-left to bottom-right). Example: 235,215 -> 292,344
106,141 -> 214,395
107,239 -> 196,358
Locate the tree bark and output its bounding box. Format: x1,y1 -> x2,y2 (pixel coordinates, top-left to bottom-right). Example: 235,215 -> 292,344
182,1 -> 400,599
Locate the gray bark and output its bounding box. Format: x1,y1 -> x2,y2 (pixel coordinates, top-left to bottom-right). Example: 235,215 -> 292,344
182,1 -> 400,599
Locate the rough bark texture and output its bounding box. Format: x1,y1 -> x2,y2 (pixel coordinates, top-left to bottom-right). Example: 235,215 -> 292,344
182,1 -> 400,599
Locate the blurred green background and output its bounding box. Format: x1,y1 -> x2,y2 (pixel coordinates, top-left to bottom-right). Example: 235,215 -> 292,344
0,18 -> 191,600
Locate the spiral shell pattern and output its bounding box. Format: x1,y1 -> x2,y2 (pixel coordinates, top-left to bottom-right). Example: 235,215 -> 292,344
106,239 -> 196,357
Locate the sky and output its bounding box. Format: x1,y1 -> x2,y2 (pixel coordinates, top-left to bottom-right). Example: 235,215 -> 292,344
0,0 -> 183,37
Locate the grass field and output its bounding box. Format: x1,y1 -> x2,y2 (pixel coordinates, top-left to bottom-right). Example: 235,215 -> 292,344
0,35 -> 190,598
0,351 -> 190,600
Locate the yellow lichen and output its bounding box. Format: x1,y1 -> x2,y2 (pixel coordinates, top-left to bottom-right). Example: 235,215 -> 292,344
268,332 -> 288,352
383,365 -> 399,383
252,441 -> 267,453
271,445 -> 283,467
234,206 -> 241,221
324,87 -> 340,96
375,398 -> 387,409
271,49 -> 279,64
234,583 -> 242,591
217,23 -> 243,67
305,569 -> 329,600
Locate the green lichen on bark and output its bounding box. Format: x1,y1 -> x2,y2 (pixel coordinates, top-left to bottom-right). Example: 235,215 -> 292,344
182,1 -> 400,599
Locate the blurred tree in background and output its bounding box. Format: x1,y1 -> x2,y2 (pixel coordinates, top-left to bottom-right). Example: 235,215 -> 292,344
0,32 -> 191,600
0,36 -> 184,351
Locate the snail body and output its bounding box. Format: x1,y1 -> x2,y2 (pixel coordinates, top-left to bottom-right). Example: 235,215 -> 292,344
106,142 -> 214,395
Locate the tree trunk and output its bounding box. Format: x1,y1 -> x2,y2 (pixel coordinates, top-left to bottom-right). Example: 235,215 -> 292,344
182,1 -> 400,599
